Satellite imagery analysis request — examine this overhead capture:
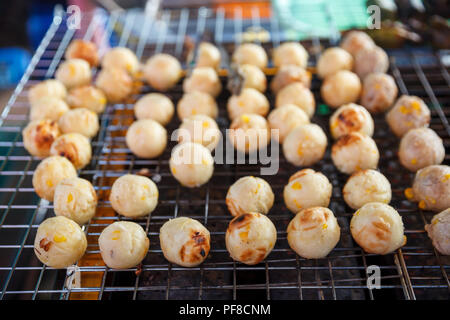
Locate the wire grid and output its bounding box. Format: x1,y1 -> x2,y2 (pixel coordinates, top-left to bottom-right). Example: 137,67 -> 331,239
0,6 -> 448,300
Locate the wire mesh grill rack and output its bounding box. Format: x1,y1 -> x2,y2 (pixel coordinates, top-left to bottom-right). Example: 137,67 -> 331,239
0,5 -> 448,300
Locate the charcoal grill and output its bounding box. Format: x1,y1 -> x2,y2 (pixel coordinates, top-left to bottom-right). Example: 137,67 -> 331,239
0,4 -> 448,300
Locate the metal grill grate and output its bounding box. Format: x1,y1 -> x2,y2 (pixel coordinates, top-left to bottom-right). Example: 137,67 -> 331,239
0,5 -> 448,300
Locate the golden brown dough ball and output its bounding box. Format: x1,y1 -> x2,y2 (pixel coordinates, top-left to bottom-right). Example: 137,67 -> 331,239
270,65 -> 311,94
340,31 -> 375,57
228,114 -> 270,154
183,67 -> 222,97
360,73 -> 398,113
227,87 -> 269,120
55,59 -> 92,89
386,95 -> 430,137
238,64 -> 266,92
30,97 -> 69,122
273,42 -> 308,68
58,108 -> 99,139
144,53 -> 182,91
275,82 -> 315,117
28,79 -> 67,106
23,119 -> 60,157
65,39 -> 99,67
196,42 -> 221,69
317,47 -> 353,79
50,133 -> 92,169
398,127 -> 445,172
134,93 -> 174,126
95,67 -> 133,103
354,46 -> 389,80
321,70 -> 361,108
177,91 -> 218,120
267,104 -> 310,144
232,43 -> 268,69
425,208 -> 450,255
126,119 -> 167,159
329,103 -> 374,140
66,85 -> 107,114
101,47 -> 140,75
177,114 -> 221,151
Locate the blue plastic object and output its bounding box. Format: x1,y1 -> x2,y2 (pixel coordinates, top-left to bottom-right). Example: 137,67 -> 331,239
0,47 -> 31,89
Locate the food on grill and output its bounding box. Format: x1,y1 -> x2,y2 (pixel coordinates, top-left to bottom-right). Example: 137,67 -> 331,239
425,208 -> 450,255
183,67 -> 222,97
109,174 -> 159,218
270,64 -> 311,94
284,169 -> 332,213
58,108 -> 99,139
329,103 -> 374,140
227,87 -> 270,120
30,97 -> 69,122
95,67 -> 133,103
101,47 -> 139,75
34,216 -> 87,268
275,82 -> 315,118
126,119 -> 167,158
267,104 -> 310,143
50,133 -> 92,169
98,221 -> 149,269
228,113 -> 270,154
28,79 -> 67,106
287,207 -> 340,259
354,46 -> 389,80
54,177 -> 97,225
177,91 -> 218,120
350,202 -> 405,254
340,30 -> 375,57
55,58 -> 92,89
405,165 -> 450,212
273,42 -> 308,68
398,127 -> 445,172
134,93 -> 174,126
66,85 -> 107,114
65,39 -> 99,67
317,47 -> 353,79
177,114 -> 221,151
232,43 -> 268,69
283,124 -> 327,166
238,64 -> 267,92
32,156 -> 77,201
321,70 -> 362,108
22,119 -> 60,157
160,217 -> 210,267
343,169 -> 392,210
225,212 -> 276,265
226,176 -> 274,217
169,142 -> 214,188
360,73 -> 398,113
144,53 -> 182,91
196,42 -> 221,69
386,95 -> 431,137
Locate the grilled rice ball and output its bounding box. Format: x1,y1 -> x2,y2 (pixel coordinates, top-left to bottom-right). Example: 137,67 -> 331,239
268,104 -> 310,144
317,47 -> 353,79
196,42 -> 221,69
270,64 -> 311,94
177,91 -> 218,120
177,114 -> 221,151
321,70 -> 362,108
354,46 -> 389,80
54,177 -> 97,225
283,124 -> 327,167
55,58 -> 92,89
66,85 -> 107,114
34,216 -> 87,268
109,174 -> 159,218
126,119 -> 167,159
226,212 -> 276,265
30,97 -> 69,122
275,82 -> 315,118
226,176 -> 274,217
50,133 -> 92,169
329,103 -> 374,140
227,87 -> 270,120
287,207 -> 340,259
273,42 -> 308,68
99,221 -> 149,269
360,73 -> 398,114
386,95 -> 431,137
169,142 -> 214,188
332,132 -> 379,175
183,67 -> 222,97
101,47 -> 139,75
350,202 -> 405,254
65,39 -> 99,67
228,113 -> 270,154
23,119 -> 60,157
343,169 -> 391,210
425,208 -> 450,255
28,79 -> 67,106
340,30 -> 375,57
398,127 -> 445,172
58,108 -> 99,139
144,53 -> 182,91
160,217 -> 210,267
95,67 -> 133,103
134,93 -> 174,126
405,165 -> 450,212
32,156 -> 77,201
239,64 -> 267,92
232,43 -> 268,69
